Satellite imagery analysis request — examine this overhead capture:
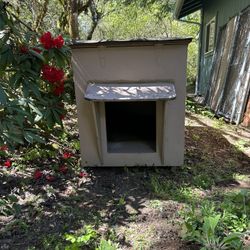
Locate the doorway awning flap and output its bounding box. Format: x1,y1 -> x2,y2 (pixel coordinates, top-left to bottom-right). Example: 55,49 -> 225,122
84,82 -> 176,101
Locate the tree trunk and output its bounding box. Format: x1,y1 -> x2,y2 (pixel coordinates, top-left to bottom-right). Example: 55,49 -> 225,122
34,0 -> 49,32
69,0 -> 79,40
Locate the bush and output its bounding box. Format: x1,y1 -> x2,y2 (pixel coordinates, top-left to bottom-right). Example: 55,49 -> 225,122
0,1 -> 70,148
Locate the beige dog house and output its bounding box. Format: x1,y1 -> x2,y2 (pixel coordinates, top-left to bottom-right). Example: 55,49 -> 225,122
71,38 -> 191,166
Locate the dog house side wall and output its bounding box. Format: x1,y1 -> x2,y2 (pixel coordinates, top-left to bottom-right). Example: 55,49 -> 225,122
71,44 -> 188,166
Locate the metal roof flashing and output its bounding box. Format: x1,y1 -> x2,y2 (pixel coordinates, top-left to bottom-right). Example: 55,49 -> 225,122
69,38 -> 192,49
84,82 -> 176,102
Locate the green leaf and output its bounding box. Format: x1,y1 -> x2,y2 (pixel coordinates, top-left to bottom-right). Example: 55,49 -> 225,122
24,131 -> 45,144
203,215 -> 220,235
29,49 -> 45,62
28,103 -> 43,116
221,233 -> 241,245
52,109 -> 62,126
0,84 -> 7,105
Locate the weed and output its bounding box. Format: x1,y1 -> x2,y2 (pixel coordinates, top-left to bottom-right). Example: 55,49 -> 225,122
96,239 -> 119,250
149,200 -> 163,210
181,190 -> 250,249
193,174 -> 215,189
42,234 -> 63,249
186,99 -> 214,118
150,175 -> 199,203
65,225 -> 98,249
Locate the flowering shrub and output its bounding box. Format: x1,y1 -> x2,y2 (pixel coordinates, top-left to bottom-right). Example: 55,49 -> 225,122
0,2 -> 70,148
40,32 -> 64,49
41,65 -> 64,83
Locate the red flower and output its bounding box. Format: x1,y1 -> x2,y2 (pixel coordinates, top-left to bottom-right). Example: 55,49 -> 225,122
0,145 -> 8,151
20,46 -> 28,54
46,175 -> 55,182
53,35 -> 64,48
60,114 -> 65,120
79,172 -> 88,178
32,47 -> 42,54
40,32 -> 54,50
42,65 -> 64,83
53,81 -> 64,96
4,160 -> 12,168
40,32 -> 64,50
62,152 -> 72,159
59,165 -> 68,174
34,169 -> 43,180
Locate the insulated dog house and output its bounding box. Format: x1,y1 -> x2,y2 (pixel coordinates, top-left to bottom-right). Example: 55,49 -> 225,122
71,38 -> 191,166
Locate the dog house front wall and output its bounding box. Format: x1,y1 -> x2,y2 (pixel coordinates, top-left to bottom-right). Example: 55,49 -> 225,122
71,39 -> 191,166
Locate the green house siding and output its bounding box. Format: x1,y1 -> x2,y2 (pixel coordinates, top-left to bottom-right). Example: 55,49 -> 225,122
198,0 -> 250,96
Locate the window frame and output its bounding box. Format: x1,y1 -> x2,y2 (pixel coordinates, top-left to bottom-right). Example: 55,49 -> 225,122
205,16 -> 217,55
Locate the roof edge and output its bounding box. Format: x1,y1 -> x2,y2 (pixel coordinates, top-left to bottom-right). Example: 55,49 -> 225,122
69,38 -> 192,49
174,0 -> 185,19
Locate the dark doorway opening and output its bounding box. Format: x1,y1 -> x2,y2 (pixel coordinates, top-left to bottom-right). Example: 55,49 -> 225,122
105,102 -> 156,153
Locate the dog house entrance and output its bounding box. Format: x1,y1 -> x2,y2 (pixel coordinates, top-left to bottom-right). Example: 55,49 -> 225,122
85,82 -> 177,155
105,102 -> 156,153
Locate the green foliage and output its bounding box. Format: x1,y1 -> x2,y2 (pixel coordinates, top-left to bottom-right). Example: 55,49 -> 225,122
65,225 -> 98,249
193,174 -> 215,189
150,175 -> 198,203
23,147 -> 56,161
64,225 -> 119,250
186,98 -> 215,118
0,1 -> 70,147
181,191 -> 250,249
96,239 -> 119,250
0,195 -> 21,216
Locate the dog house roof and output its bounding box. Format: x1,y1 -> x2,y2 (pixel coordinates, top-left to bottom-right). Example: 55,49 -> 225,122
70,37 -> 192,49
85,82 -> 176,102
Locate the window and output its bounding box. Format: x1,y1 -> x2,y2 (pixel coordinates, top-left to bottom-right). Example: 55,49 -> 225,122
205,17 -> 216,54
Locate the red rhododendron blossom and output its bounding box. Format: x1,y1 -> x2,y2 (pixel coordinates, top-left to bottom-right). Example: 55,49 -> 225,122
20,46 -> 28,54
42,65 -> 64,83
79,172 -> 88,178
46,175 -> 55,182
53,81 -> 64,96
59,165 -> 68,174
34,169 -> 43,180
62,152 -> 72,159
4,160 -> 12,168
0,145 -> 8,151
53,35 -> 64,48
40,32 -> 54,49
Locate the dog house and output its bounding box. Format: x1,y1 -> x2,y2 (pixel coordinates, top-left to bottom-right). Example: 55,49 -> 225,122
70,38 -> 191,166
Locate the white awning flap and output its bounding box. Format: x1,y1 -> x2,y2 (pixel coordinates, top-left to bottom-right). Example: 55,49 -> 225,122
84,82 -> 176,101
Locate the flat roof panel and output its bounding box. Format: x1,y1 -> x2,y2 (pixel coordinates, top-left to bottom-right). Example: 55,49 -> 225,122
70,38 -> 192,49
85,83 -> 176,101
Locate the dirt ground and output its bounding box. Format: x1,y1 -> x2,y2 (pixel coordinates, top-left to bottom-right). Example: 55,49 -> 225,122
0,108 -> 250,250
